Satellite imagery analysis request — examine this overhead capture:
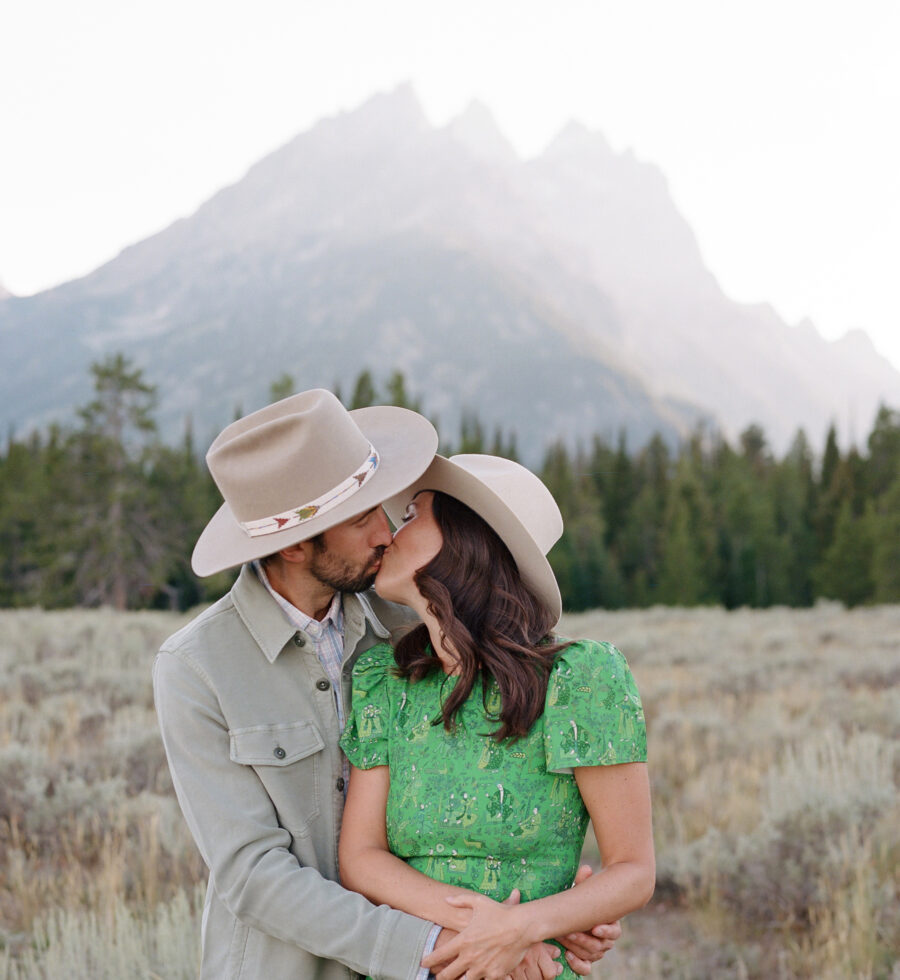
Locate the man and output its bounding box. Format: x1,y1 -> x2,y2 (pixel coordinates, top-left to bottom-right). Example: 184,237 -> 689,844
154,389 -> 620,978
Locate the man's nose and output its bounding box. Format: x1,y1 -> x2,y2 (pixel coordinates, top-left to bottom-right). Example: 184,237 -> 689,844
370,507 -> 393,547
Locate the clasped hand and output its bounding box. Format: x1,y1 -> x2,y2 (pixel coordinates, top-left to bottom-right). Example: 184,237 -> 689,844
423,888 -> 544,980
422,868 -> 622,980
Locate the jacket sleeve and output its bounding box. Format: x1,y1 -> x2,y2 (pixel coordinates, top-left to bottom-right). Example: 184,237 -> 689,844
153,647 -> 433,980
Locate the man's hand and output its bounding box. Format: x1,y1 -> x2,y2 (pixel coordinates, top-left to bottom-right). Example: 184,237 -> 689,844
555,865 -> 623,975
431,925 -> 459,956
422,889 -> 534,980
426,890 -> 554,980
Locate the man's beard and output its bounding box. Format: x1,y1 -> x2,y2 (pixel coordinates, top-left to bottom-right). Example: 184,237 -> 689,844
308,542 -> 386,594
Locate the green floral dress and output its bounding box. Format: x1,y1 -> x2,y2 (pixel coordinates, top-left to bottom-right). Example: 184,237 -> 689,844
340,638 -> 647,979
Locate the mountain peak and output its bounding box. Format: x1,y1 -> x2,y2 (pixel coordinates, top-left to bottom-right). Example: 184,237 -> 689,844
349,82 -> 429,133
834,327 -> 880,359
0,280 -> 11,300
232,81 -> 430,210
542,120 -> 614,160
444,99 -> 518,165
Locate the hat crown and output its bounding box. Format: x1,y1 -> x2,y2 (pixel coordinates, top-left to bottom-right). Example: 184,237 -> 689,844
207,389 -> 371,523
447,454 -> 563,555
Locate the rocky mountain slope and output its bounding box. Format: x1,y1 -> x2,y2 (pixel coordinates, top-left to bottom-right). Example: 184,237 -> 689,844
1,85 -> 895,458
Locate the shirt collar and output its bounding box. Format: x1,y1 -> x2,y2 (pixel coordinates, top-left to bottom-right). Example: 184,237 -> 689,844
306,589 -> 344,639
252,559 -> 344,639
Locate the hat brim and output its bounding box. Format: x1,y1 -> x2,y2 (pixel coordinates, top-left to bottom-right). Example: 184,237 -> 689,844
191,405 -> 439,577
383,455 -> 562,621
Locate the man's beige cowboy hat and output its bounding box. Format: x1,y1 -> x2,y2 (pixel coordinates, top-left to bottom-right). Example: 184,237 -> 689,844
192,388 -> 438,577
383,454 -> 564,620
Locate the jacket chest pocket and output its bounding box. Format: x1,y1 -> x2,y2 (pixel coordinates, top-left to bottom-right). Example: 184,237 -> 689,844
229,720 -> 325,837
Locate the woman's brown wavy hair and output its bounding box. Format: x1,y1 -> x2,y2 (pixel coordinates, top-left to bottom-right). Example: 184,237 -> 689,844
393,491 -> 570,741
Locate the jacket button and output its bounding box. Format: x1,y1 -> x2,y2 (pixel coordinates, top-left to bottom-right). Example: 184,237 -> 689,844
336,777 -> 345,792
293,634 -> 306,647
316,678 -> 331,691
273,746 -> 286,760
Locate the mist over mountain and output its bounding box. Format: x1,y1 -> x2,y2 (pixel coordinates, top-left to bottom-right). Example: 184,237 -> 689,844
1,84 -> 896,459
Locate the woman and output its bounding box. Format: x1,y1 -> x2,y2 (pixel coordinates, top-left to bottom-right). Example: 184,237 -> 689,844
339,455 -> 654,980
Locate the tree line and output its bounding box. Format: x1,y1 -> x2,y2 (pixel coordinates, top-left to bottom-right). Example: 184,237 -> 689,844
1,355 -> 898,611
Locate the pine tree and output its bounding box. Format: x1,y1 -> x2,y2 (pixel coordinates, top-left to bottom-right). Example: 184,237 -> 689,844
814,428 -> 851,560
871,474 -> 900,602
349,370 -> 377,409
619,435 -> 669,604
604,432 -> 633,553
771,430 -> 817,605
458,411 -> 486,454
542,441 -> 624,610
67,354 -> 165,609
269,373 -> 295,403
0,431 -> 51,605
865,405 -> 900,499
814,500 -> 876,606
711,426 -> 787,607
143,417 -> 230,610
489,426 -> 518,461
658,454 -> 716,605
820,424 -> 840,490
740,423 -> 769,475
385,370 -> 421,412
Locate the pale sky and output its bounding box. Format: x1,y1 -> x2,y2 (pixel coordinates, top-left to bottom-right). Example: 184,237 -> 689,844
2,0 -> 898,371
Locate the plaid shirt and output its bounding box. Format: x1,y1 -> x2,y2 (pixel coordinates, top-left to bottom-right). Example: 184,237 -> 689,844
253,562 -> 346,721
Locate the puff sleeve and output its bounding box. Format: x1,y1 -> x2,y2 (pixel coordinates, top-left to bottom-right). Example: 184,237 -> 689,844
543,639 -> 647,773
340,643 -> 396,769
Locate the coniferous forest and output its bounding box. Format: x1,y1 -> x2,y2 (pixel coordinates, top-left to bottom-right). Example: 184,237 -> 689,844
2,354 -> 898,612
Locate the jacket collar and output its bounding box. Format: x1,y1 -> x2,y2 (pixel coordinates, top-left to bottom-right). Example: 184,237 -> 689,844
231,564 -> 390,665
343,590 -> 390,661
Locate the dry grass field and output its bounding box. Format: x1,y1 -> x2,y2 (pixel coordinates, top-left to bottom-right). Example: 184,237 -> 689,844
0,604 -> 897,979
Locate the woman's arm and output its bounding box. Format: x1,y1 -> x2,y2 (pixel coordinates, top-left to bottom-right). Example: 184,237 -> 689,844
424,762 -> 655,980
338,763 -> 476,931
523,761 -> 655,935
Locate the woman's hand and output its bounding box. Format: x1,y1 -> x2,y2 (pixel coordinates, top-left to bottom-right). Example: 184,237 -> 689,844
422,889 -> 537,980
559,920 -> 621,969
509,942 -> 563,980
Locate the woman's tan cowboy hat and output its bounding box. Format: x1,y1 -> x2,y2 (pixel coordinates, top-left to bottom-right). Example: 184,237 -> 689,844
192,388 -> 438,577
383,454 -> 564,619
